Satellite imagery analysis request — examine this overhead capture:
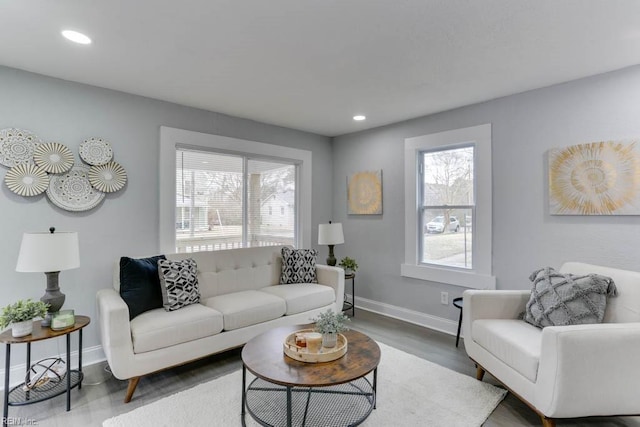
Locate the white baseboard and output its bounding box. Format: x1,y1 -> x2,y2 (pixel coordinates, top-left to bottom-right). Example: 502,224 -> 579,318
352,295 -> 461,337
0,345 -> 106,391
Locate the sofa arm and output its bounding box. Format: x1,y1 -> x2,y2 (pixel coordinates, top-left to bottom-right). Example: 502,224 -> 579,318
463,290 -> 530,341
535,322 -> 640,418
96,289 -> 135,379
316,264 -> 345,312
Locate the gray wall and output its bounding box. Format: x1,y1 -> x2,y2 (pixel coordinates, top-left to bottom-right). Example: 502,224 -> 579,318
0,66 -> 332,367
332,65 -> 640,323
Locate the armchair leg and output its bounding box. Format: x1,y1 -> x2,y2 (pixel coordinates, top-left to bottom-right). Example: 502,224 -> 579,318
541,416 -> 555,427
476,366 -> 485,381
124,377 -> 141,403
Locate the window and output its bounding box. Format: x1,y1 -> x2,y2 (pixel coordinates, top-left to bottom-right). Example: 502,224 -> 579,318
160,127 -> 312,253
174,150 -> 297,253
402,124 -> 495,289
420,145 -> 474,269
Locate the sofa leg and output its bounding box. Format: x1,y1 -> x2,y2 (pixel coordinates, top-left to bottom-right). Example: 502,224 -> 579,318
125,377 -> 141,403
476,366 -> 485,381
541,415 -> 555,427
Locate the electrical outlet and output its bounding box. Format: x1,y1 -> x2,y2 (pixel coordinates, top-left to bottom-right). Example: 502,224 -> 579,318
440,291 -> 449,305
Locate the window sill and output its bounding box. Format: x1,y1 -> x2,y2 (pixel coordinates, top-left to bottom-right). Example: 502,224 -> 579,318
400,263 -> 496,290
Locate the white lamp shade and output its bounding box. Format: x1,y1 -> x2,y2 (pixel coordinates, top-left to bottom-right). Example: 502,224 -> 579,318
16,231 -> 80,272
318,223 -> 344,245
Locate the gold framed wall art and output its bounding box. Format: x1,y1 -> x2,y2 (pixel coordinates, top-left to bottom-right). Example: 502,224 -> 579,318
347,170 -> 382,215
549,140 -> 640,215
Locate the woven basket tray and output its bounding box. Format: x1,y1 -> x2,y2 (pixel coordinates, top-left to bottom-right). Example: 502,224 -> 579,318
283,329 -> 348,363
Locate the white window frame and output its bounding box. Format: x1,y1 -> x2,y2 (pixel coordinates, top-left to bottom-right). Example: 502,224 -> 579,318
159,126 -> 312,253
402,124 -> 495,289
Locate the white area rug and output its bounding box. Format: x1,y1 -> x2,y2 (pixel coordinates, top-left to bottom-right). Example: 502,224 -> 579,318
103,342 -> 506,427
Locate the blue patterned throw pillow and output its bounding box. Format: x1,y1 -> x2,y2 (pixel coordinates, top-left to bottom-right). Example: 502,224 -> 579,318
280,247 -> 318,284
157,258 -> 200,311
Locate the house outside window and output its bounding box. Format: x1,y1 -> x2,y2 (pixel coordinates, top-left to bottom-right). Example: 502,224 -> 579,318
402,124 -> 495,289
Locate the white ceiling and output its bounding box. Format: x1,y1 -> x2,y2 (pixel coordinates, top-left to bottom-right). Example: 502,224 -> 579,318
2,1 -> 640,136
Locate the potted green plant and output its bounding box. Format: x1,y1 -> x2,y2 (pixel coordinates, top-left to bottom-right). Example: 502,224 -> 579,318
311,309 -> 350,348
338,257 -> 359,275
0,299 -> 49,338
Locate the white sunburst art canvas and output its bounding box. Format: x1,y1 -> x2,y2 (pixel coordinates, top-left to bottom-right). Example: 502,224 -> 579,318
549,140 -> 640,215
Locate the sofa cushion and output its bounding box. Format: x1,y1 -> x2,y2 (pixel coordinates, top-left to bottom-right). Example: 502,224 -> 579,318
260,284 -> 335,315
202,290 -> 286,331
158,258 -> 200,311
119,255 -> 166,320
525,267 -> 617,328
473,319 -> 542,382
280,247 -> 318,284
130,304 -> 223,353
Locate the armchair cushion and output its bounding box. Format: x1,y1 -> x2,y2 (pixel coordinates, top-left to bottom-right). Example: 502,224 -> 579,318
524,267 -> 617,328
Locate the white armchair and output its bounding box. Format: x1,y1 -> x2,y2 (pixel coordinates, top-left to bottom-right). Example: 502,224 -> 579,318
463,262 -> 640,427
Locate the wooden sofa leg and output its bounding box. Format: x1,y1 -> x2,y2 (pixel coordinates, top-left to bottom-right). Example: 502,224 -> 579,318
541,415 -> 555,427
476,365 -> 485,381
125,377 -> 141,403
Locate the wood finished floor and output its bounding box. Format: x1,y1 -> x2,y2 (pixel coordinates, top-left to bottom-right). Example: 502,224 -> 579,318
8,309 -> 639,426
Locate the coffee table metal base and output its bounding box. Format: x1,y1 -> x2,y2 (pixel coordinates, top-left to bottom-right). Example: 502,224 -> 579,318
242,366 -> 376,427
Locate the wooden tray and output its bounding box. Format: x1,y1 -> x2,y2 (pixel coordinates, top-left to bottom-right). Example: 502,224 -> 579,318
283,329 -> 348,363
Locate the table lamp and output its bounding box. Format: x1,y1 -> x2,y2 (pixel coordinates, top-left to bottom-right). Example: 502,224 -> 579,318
16,227 -> 80,327
318,221 -> 344,266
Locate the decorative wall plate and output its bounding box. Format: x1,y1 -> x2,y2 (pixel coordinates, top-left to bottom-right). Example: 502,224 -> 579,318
79,137 -> 113,166
46,165 -> 105,211
4,164 -> 49,196
34,142 -> 74,173
88,161 -> 127,192
0,128 -> 41,168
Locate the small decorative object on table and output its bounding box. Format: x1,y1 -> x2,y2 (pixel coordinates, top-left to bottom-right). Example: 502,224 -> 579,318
0,299 -> 49,338
283,329 -> 348,363
338,256 -> 359,275
311,309 -> 350,348
51,310 -> 75,330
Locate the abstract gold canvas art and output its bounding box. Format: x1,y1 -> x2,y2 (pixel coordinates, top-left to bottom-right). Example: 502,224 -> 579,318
347,170 -> 382,214
549,140 -> 640,215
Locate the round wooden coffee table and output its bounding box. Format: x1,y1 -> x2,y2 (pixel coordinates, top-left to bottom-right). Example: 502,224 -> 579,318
241,325 -> 381,427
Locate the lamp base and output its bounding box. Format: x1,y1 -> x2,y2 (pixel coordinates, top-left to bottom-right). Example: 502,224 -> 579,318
326,244 -> 337,266
41,271 -> 65,328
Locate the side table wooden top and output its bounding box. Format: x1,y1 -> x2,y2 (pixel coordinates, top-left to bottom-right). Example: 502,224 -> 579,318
0,315 -> 90,344
242,324 -> 380,388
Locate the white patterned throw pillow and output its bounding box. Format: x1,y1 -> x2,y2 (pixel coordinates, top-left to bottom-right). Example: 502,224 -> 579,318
157,258 -> 200,311
280,247 -> 318,284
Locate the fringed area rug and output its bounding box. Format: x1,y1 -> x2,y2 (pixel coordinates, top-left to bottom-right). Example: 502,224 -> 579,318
103,342 -> 506,427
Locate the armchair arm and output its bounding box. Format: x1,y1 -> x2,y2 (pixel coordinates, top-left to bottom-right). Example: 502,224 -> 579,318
463,290 -> 530,343
316,264 -> 345,313
536,322 -> 640,418
96,288 -> 135,379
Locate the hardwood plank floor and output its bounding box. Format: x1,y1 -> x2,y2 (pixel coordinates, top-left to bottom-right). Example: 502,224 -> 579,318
6,309 -> 639,426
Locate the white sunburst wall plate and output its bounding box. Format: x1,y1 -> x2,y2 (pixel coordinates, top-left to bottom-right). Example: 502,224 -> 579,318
4,163 -> 50,196
34,142 -> 74,174
88,161 -> 127,193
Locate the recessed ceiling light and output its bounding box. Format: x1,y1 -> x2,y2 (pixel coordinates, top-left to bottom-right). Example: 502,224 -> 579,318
353,115 -> 366,121
61,30 -> 92,45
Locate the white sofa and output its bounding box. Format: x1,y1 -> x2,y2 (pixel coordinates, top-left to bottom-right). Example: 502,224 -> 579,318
463,262 -> 640,427
96,245 -> 344,402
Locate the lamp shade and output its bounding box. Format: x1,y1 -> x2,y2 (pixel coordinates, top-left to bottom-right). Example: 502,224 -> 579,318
318,223 -> 344,245
16,231 -> 80,273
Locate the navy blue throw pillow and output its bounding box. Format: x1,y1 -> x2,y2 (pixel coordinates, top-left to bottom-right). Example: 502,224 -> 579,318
119,255 -> 166,320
